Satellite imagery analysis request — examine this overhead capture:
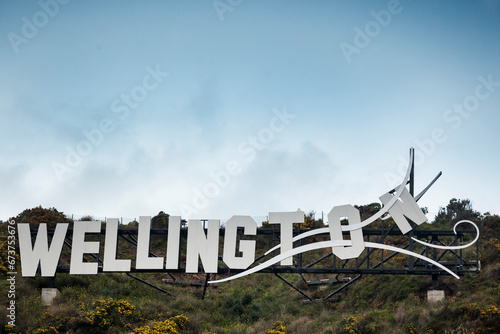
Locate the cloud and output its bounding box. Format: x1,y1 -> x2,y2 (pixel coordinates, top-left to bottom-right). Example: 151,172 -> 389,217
197,141 -> 340,217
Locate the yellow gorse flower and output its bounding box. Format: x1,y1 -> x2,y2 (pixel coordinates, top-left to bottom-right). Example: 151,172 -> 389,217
131,314 -> 189,334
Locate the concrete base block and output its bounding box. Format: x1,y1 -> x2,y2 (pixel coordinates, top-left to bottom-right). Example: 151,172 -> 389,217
427,290 -> 445,303
41,288 -> 60,306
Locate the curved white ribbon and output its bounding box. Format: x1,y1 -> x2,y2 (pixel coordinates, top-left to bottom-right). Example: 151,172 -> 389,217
210,240 -> 352,283
210,235 -> 459,284
411,220 -> 479,250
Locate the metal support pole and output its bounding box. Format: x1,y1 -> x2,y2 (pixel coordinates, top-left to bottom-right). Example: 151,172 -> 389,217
120,234 -> 160,259
305,253 -> 333,268
201,273 -> 211,300
275,274 -> 313,302
298,226 -> 303,268
371,244 -> 409,269
409,148 -> 415,272
324,275 -> 362,301
381,217 -> 384,270
126,273 -> 175,297
299,273 -> 308,286
432,274 -> 438,290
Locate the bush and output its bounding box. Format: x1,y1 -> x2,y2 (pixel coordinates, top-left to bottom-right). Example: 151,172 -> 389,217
266,321 -> 286,334
77,298 -> 136,332
131,314 -> 188,333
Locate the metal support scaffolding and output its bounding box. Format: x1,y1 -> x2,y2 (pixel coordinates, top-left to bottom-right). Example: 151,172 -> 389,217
47,226 -> 479,278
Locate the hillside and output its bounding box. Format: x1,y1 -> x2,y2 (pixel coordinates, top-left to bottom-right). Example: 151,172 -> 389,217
1,200 -> 499,334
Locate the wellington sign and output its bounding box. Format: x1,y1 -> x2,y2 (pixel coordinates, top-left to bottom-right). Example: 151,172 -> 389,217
17,150 -> 479,284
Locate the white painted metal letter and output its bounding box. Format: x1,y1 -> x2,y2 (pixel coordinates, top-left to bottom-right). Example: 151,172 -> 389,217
268,211 -> 304,265
70,221 -> 101,275
223,215 -> 257,269
165,216 -> 181,270
328,205 -> 364,260
186,220 -> 220,273
379,187 -> 427,234
103,218 -> 131,272
18,223 -> 68,277
136,216 -> 164,269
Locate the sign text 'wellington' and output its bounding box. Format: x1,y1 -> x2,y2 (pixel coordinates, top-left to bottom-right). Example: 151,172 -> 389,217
16,150 -> 479,282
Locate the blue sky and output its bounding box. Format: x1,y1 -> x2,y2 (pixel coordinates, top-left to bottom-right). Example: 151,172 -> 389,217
1,0 -> 499,223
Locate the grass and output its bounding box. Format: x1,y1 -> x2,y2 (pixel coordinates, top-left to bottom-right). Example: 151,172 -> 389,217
1,260 -> 499,333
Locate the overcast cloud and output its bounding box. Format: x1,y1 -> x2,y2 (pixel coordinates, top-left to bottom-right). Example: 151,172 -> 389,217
1,0 -> 500,223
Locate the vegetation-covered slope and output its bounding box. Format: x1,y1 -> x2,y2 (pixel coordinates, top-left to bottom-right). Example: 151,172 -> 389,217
1,199 -> 499,333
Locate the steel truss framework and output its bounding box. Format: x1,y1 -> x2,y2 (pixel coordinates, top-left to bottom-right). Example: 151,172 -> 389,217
38,223 -> 479,301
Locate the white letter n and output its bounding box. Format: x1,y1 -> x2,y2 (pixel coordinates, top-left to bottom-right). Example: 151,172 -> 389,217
379,187 -> 427,234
